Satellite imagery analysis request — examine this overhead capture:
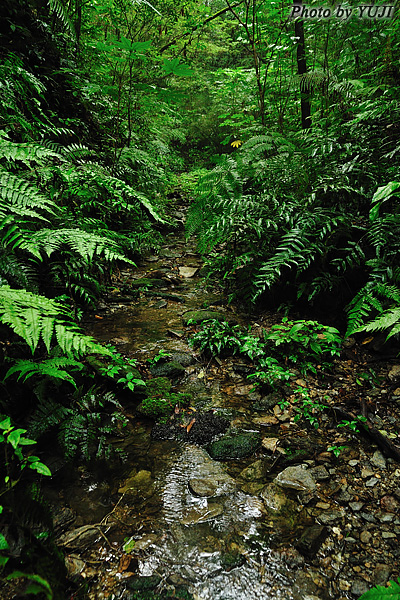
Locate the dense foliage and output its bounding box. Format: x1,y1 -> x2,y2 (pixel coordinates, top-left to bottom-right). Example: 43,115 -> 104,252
0,0 -> 399,597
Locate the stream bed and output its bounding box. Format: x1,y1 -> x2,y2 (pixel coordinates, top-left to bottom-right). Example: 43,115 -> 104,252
49,210 -> 400,600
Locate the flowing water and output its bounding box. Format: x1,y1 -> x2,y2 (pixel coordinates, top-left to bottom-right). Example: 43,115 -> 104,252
59,218 -> 329,600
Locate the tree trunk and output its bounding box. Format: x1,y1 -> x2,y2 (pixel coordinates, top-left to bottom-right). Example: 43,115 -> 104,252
293,0 -> 311,129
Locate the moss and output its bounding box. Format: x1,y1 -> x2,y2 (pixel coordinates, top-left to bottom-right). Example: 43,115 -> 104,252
207,432 -> 262,460
145,377 -> 172,397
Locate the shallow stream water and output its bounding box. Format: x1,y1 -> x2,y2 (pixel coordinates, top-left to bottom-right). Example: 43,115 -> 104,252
58,224 -> 331,600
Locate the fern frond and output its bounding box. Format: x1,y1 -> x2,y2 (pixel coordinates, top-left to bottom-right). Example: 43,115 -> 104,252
5,357 -> 84,385
22,229 -> 135,264
0,286 -> 111,357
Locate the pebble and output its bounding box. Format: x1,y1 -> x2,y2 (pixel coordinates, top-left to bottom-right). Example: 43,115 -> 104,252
349,502 -> 364,512
380,495 -> 400,513
366,477 -> 379,487
361,467 -> 374,478
360,530 -> 372,544
382,532 -> 397,539
348,460 -> 359,467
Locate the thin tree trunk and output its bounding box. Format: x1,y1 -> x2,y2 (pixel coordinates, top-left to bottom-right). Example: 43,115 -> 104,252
293,0 -> 311,129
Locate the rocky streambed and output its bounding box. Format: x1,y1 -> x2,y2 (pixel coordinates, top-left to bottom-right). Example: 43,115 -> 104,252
48,203 -> 400,600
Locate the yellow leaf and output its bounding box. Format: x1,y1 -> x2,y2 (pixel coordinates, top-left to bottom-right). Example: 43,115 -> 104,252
230,140 -> 242,148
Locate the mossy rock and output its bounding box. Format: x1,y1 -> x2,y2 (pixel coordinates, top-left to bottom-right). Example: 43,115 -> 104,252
207,431 -> 262,460
131,278 -> 168,289
182,310 -> 233,326
145,377 -> 172,397
126,575 -> 162,591
150,360 -> 186,380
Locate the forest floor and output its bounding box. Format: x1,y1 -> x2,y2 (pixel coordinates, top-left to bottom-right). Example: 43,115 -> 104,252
47,198 -> 400,599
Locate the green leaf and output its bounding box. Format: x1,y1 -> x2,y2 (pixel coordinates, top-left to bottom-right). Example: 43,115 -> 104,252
370,182 -> 400,221
28,459 -> 52,477
162,58 -> 193,77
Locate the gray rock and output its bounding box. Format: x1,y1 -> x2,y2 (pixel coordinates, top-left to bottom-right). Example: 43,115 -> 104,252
351,579 -> 370,597
239,459 -> 268,481
310,465 -> 330,481
366,477 -> 379,487
360,530 -> 372,544
349,502 -> 364,512
372,563 -> 392,585
275,465 -> 317,493
371,450 -> 387,470
318,509 -> 345,524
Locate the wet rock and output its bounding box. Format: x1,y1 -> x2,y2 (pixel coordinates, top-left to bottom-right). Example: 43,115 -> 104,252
180,503 -> 223,525
274,465 -> 317,493
65,554 -> 85,578
51,505 -> 76,535
150,360 -> 186,380
260,482 -> 297,514
253,392 -> 282,411
118,469 -> 154,497
186,412 -> 229,444
169,351 -> 197,366
57,525 -> 103,550
360,530 -> 372,544
239,459 -> 268,481
295,524 -> 328,558
188,470 -> 236,497
133,533 -> 158,551
349,502 -> 364,512
207,431 -> 261,460
152,411 -> 229,444
182,310 -> 233,326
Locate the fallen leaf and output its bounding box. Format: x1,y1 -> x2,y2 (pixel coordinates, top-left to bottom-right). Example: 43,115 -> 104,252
94,315 -> 103,320
118,555 -> 131,571
186,418 -> 196,433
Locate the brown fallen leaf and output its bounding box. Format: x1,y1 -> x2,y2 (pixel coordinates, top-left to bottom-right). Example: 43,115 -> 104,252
94,315 -> 103,320
118,555 -> 131,572
186,418 -> 196,433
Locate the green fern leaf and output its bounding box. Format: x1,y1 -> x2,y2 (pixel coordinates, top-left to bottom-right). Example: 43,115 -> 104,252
359,579 -> 400,599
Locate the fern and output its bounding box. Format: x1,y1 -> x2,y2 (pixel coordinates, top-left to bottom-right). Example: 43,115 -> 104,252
359,578 -> 400,600
4,357 -> 84,386
0,286 -> 111,357
23,228 -> 136,264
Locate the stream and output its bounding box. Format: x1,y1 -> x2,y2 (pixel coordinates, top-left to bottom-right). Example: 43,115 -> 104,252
49,204 -> 370,600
